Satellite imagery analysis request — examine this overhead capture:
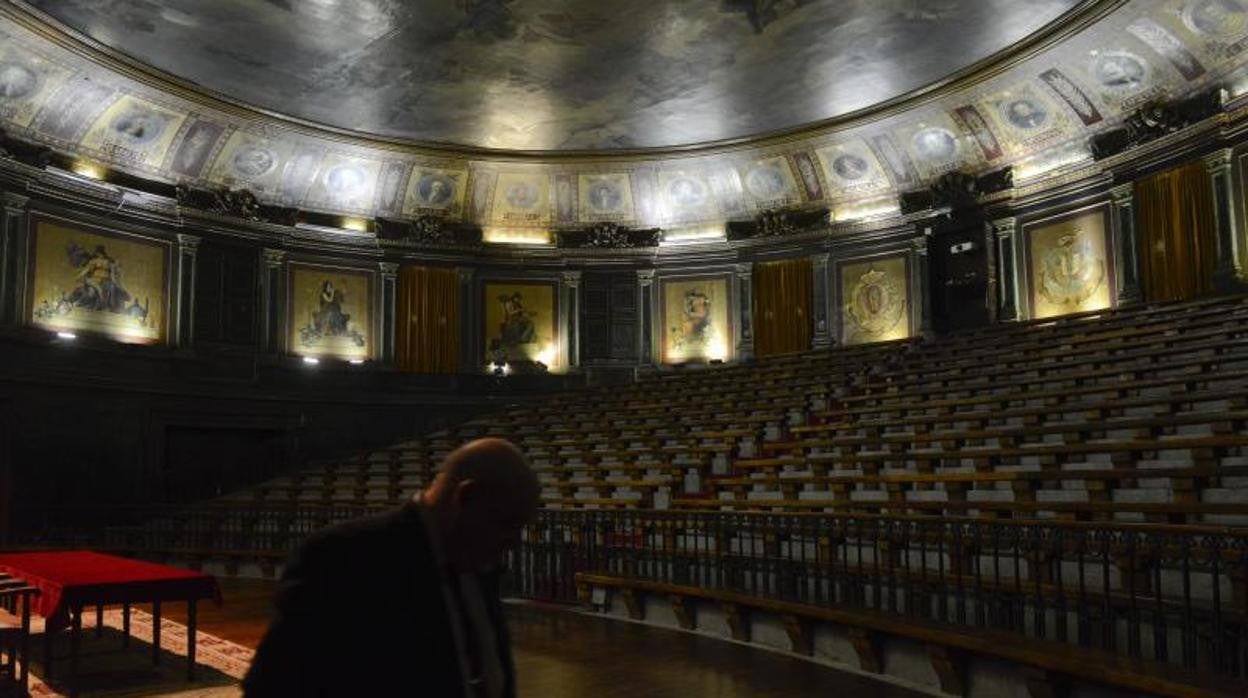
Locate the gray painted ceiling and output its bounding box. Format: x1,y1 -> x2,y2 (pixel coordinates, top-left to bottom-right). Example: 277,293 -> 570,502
26,0 -> 1081,151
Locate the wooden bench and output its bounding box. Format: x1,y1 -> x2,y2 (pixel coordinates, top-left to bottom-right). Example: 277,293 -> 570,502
575,573 -> 1248,698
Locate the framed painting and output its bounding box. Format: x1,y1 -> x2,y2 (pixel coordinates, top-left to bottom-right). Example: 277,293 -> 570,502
287,263 -> 375,360
660,275 -> 732,364
483,281 -> 558,366
27,216 -> 170,344
1023,205 -> 1114,320
838,254 -> 912,346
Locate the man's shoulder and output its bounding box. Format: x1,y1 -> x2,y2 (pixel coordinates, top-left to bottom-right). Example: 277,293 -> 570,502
297,502 -> 424,561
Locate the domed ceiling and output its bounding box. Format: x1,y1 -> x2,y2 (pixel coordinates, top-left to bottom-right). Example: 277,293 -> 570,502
1,0 -> 1246,235
26,0 -> 1081,151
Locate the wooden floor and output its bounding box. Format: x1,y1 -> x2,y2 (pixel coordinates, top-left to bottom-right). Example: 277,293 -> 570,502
133,577 -> 925,697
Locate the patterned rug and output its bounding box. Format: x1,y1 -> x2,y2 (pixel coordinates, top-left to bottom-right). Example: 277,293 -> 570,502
21,609 -> 252,697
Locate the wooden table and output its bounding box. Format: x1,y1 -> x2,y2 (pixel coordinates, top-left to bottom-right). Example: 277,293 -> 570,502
0,551 -> 220,696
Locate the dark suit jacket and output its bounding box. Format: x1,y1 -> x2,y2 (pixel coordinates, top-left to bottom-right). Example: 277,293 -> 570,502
243,502 -> 517,697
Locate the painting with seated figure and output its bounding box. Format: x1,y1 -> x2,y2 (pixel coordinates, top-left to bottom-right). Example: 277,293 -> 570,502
28,217 -> 169,343
1025,207 -> 1114,320
661,276 -> 731,364
839,255 -> 910,345
483,281 -> 557,367
288,264 -> 373,360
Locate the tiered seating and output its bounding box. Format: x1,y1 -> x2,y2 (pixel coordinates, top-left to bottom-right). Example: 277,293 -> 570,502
195,293 -> 1248,526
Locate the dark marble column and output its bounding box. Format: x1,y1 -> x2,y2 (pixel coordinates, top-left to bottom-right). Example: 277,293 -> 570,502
259,248 -> 286,356
914,232 -> 933,336
991,217 -> 1019,322
0,193 -> 29,325
457,267 -> 477,371
636,269 -> 655,364
561,271 -> 581,371
379,262 -> 398,364
174,234 -> 200,348
1204,148 -> 1244,291
1110,184 -> 1142,305
811,253 -> 831,349
735,262 -> 753,360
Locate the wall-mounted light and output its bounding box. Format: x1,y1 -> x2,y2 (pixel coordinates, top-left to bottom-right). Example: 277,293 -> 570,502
302,356 -> 320,365
70,160 -> 106,180
482,228 -> 553,245
55,331 -> 77,341
660,224 -> 725,246
340,217 -> 371,233
349,358 -> 365,365
832,200 -> 900,224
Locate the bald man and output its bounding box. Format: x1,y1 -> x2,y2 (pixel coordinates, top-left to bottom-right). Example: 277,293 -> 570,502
243,439 -> 539,698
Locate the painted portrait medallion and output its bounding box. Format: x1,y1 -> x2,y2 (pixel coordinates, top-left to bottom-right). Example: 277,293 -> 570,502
832,154 -> 870,181
744,164 -> 787,199
109,105 -> 169,145
911,127 -> 958,161
1002,98 -> 1048,130
505,181 -> 540,209
0,62 -> 37,100
585,179 -> 622,212
667,176 -> 707,208
1091,52 -> 1148,91
414,172 -> 457,207
1183,0 -> 1247,37
325,164 -> 367,195
232,146 -> 277,178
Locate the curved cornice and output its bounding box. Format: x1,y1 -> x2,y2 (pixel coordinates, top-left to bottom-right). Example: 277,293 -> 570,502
2,0 -> 1124,162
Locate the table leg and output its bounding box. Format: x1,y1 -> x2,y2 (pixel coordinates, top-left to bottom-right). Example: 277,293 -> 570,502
94,603 -> 103,639
43,626 -> 53,679
70,604 -> 82,698
122,602 -> 131,649
151,600 -> 161,666
186,600 -> 197,681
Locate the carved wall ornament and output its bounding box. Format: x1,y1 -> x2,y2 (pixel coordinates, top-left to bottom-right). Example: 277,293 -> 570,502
1090,88 -> 1225,160
557,223 -> 661,248
898,167 -> 1012,216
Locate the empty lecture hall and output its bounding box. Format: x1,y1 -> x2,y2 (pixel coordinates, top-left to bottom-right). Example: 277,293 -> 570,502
1,1 -> 1248,696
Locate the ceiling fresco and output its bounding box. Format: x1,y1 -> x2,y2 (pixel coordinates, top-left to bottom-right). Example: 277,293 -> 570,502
0,0 -> 1247,234
25,0 -> 1080,151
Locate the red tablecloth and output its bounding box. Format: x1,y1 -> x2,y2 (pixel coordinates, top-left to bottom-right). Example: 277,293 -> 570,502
0,551 -> 220,633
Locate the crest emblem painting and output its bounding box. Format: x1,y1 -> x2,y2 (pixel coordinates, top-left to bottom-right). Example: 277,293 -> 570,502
847,267 -> 905,339
1038,234 -> 1106,309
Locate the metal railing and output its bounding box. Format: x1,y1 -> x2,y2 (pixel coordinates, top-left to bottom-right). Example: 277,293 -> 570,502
505,510 -> 1248,679
22,505 -> 1248,679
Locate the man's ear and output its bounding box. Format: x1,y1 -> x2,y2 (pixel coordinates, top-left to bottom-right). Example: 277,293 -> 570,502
453,478 -> 477,509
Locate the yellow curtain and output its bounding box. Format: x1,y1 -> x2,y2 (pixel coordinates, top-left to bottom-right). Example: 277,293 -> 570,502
1135,161 -> 1217,303
753,258 -> 813,357
395,266 -> 459,374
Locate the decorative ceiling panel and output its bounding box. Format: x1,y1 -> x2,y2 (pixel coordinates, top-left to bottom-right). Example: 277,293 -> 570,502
0,0 -> 1244,233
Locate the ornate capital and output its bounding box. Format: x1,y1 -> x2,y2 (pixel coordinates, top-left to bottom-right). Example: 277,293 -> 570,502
1203,147 -> 1234,175
990,217 -> 1017,240
561,270 -> 582,288
262,248 -> 286,269
636,269 -> 656,287
811,252 -> 830,268
379,262 -> 399,279
735,262 -> 753,279
2,192 -> 30,213
911,235 -> 928,256
1110,183 -> 1135,207
456,267 -> 474,285
176,233 -> 201,254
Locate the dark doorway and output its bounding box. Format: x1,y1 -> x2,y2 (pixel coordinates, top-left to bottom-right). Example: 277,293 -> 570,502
163,427 -> 288,503
929,219 -> 991,333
